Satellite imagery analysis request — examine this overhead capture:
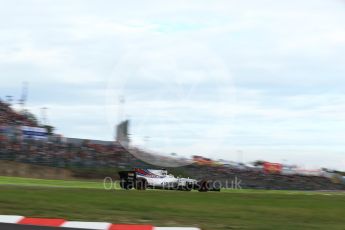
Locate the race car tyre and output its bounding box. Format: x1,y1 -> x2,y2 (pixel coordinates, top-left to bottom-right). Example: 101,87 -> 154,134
184,182 -> 193,191
135,178 -> 148,190
120,181 -> 133,190
120,181 -> 127,189
198,180 -> 209,192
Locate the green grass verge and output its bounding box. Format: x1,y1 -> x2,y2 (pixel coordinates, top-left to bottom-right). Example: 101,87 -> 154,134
0,176 -> 105,189
0,177 -> 345,229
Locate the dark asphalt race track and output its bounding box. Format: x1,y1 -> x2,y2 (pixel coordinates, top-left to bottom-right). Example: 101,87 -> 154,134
0,223 -> 85,230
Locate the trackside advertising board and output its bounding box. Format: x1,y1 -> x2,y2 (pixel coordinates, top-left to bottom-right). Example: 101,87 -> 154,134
263,162 -> 283,174
21,126 -> 47,140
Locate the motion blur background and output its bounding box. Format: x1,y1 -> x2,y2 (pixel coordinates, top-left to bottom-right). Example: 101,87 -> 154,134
2,2 -> 345,230
1,0 -> 345,188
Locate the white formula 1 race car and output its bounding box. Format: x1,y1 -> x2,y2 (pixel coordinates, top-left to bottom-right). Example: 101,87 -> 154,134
119,168 -> 220,192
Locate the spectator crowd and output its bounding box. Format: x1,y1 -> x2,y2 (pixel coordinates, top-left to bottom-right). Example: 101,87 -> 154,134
0,100 -> 37,126
0,98 -> 344,190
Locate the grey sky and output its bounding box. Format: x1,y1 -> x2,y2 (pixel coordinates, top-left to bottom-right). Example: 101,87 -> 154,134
1,0 -> 345,169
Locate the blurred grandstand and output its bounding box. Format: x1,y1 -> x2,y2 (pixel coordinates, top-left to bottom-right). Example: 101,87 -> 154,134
0,97 -> 344,190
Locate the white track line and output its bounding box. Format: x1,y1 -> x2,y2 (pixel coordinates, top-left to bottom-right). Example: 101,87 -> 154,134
61,221 -> 111,229
0,215 -> 24,223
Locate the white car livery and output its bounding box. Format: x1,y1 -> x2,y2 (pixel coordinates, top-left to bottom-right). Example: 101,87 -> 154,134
119,168 -> 220,192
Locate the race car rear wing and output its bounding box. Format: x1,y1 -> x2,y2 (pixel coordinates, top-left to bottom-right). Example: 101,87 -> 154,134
118,171 -> 136,181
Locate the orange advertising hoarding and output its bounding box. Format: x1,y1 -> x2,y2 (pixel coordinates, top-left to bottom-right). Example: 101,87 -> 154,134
263,162 -> 282,174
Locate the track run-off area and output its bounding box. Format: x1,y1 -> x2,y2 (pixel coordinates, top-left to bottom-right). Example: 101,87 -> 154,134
1,176 -> 345,230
